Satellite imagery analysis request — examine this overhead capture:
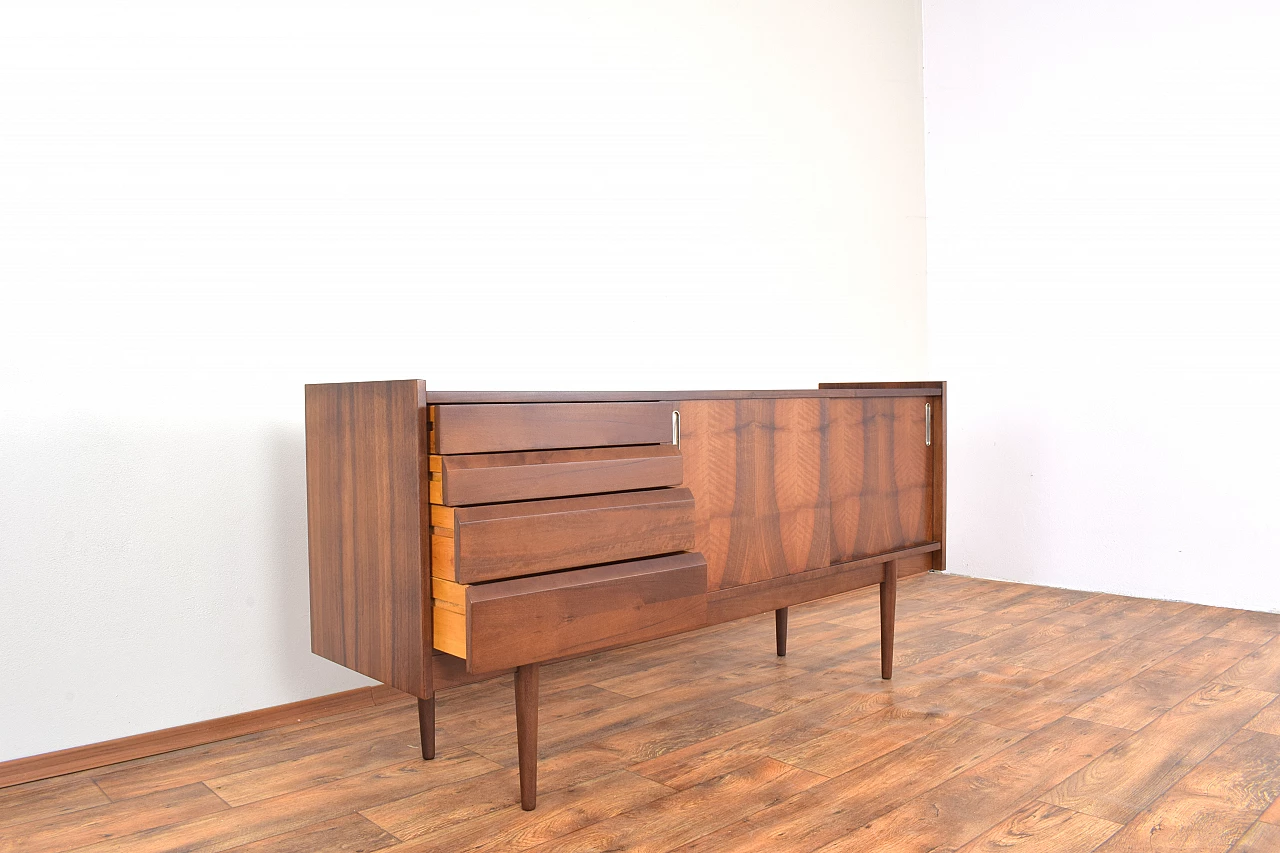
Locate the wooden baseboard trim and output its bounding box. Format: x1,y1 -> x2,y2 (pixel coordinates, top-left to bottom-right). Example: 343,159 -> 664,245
0,683 -> 407,790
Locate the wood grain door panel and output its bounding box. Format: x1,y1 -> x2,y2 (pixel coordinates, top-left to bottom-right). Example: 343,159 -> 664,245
679,397 -> 932,591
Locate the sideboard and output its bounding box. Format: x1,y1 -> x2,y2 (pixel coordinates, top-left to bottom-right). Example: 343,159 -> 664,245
304,381 -> 946,809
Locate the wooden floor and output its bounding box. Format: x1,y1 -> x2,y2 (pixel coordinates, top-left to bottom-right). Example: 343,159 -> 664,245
5,573 -> 1280,853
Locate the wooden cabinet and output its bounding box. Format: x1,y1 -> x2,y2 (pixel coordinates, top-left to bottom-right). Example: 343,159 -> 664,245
305,382 -> 946,810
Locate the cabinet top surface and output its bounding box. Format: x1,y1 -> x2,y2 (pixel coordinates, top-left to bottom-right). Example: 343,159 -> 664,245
305,383 -> 944,404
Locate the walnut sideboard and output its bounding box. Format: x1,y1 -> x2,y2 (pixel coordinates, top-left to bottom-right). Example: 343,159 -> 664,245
304,381 -> 947,810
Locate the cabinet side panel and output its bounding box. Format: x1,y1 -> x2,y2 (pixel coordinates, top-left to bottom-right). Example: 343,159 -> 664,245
305,380 -> 429,698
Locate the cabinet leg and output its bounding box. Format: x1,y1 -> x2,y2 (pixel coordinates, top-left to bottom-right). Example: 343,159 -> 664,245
515,663 -> 540,810
775,607 -> 788,657
417,696 -> 435,760
880,560 -> 898,679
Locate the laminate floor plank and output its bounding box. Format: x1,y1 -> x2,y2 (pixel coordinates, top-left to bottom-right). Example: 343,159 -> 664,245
951,801 -> 1121,853
0,775 -> 110,832
1209,611 -> 1280,645
1060,592 -> 1164,618
0,782 -> 229,853
1045,683 -> 1277,824
894,664 -> 1052,719
973,638 -> 1179,732
588,646 -> 768,699
522,758 -> 823,853
674,718 -> 1026,853
587,700 -> 775,764
728,634 -> 953,713
1093,729 -> 1280,853
67,750 -> 500,853
1231,820 -> 1280,852
784,591 -> 876,628
1137,603 -> 1242,646
631,670 -> 948,790
6,574 -> 1278,853
436,683 -> 632,748
1067,636 -> 1260,730
907,613 -> 1090,677
591,642 -> 804,699
837,619 -> 1000,668
772,703 -> 957,777
219,813 -> 398,853
1217,636 -> 1280,694
465,662 -> 800,767
536,631 -> 742,693
945,587 -> 1101,638
388,769 -> 673,853
825,601 -> 987,634
804,716 -> 1132,853
1262,793 -> 1280,825
205,729 -> 427,807
91,700 -> 421,802
922,581 -> 1050,614
1244,694 -> 1280,735
1007,603 -> 1192,674
360,744 -> 628,838
363,753 -> 667,846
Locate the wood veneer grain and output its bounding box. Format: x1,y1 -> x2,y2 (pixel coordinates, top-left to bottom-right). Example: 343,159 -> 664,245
465,552 -> 709,673
678,397 -> 932,591
428,402 -> 676,454
304,380 -> 432,700
515,664 -> 539,811
881,559 -> 898,679
822,381 -> 947,571
431,488 -> 696,584
430,445 -> 683,506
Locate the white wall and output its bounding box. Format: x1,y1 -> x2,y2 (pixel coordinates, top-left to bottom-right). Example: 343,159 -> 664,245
924,0 -> 1280,611
0,1 -> 925,761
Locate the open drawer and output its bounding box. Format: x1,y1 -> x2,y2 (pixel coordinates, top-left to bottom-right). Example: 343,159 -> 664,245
429,445 -> 683,506
432,552 -> 708,673
431,487 -> 696,584
429,401 -> 677,454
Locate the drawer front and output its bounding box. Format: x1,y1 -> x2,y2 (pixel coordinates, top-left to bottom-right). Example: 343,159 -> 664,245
429,402 -> 676,454
430,445 -> 683,506
436,552 -> 708,672
431,488 -> 696,584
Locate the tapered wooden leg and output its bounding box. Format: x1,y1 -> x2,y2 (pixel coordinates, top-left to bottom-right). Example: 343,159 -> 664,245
880,559 -> 898,679
775,607 -> 788,657
417,696 -> 435,760
515,663 -> 540,810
